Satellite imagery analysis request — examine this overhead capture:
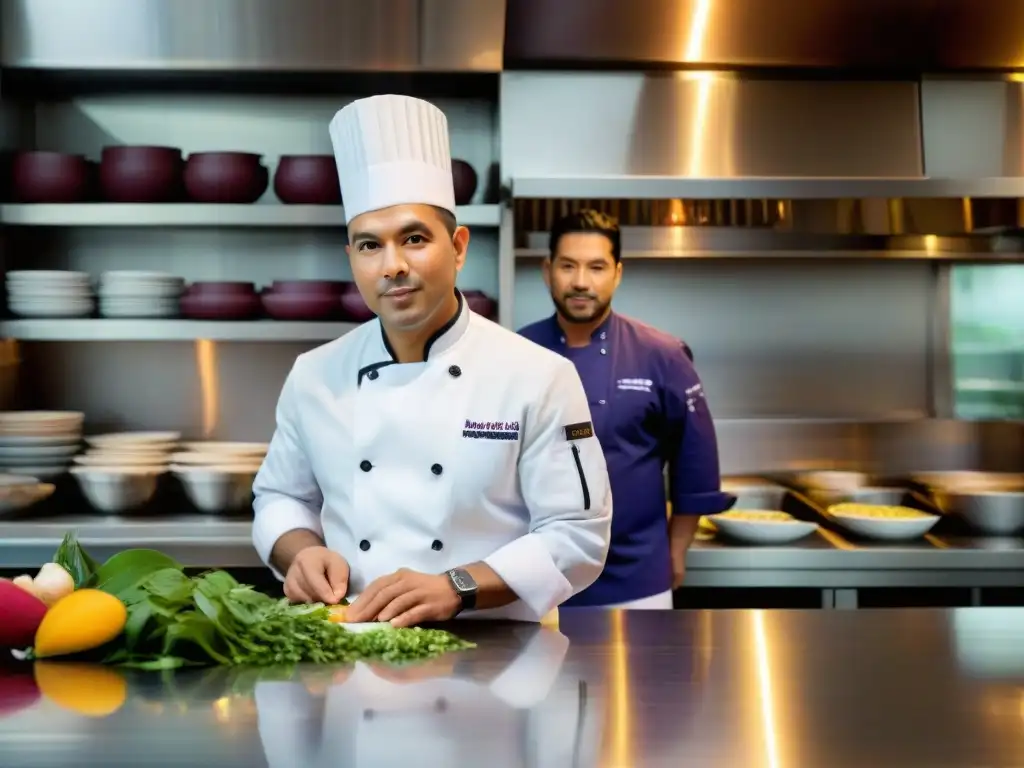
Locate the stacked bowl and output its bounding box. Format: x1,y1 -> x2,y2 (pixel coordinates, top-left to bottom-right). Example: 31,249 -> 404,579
180,282 -> 261,320
5,271 -> 94,318
98,271 -> 184,318
0,411 -> 84,479
262,280 -> 347,321
71,431 -> 178,514
171,441 -> 266,514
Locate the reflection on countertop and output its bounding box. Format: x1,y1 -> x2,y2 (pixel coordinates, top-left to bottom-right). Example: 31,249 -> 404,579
2,609 -> 1024,767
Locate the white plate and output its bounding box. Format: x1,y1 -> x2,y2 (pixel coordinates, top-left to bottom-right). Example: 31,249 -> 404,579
0,464 -> 68,479
9,305 -> 94,318
0,434 -> 83,447
828,513 -> 940,541
0,444 -> 80,459
709,515 -> 819,544
99,287 -> 182,298
170,451 -> 264,466
0,411 -> 84,431
8,288 -> 94,298
74,453 -> 170,467
7,270 -> 90,280
97,309 -> 178,317
180,441 -> 269,456
100,270 -> 182,281
86,431 -> 182,447
99,301 -> 178,309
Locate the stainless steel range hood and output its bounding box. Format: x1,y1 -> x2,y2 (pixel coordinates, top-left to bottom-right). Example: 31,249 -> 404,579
1,0 -> 506,72
501,0 -> 1024,214
504,0 -> 1024,72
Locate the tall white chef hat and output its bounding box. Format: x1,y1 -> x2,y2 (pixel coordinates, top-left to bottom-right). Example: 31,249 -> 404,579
328,94 -> 456,226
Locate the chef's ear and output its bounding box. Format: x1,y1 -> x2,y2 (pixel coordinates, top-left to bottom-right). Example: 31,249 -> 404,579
541,257 -> 552,288
452,225 -> 470,270
614,259 -> 623,288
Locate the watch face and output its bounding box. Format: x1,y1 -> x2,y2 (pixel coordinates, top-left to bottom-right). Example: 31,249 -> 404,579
449,569 -> 475,593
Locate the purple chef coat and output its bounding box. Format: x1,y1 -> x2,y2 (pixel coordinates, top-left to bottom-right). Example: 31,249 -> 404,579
519,312 -> 734,606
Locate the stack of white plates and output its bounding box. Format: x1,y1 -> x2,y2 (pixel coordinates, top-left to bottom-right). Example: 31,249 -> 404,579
98,271 -> 184,318
5,271 -> 94,318
0,411 -> 85,478
75,431 -> 181,469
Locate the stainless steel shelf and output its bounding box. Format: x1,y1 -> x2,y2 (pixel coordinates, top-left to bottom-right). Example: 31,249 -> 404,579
515,247 -> 1024,261
511,176 -> 1024,200
0,203 -> 501,228
0,319 -> 361,342
515,229 -> 1024,261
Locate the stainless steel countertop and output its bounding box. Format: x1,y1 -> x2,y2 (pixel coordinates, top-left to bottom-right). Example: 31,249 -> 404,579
2,608 -> 1023,767
3,516 -> 1024,589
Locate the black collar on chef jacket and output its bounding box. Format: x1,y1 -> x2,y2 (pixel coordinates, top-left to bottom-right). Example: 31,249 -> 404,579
357,289 -> 468,386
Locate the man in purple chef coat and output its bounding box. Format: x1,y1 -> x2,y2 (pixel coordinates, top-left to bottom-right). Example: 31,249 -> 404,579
519,210 -> 734,609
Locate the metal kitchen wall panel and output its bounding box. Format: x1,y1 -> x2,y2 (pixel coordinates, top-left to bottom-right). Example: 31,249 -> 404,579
500,73 -> 923,179
0,0 -> 505,72
513,258 -> 933,419
920,78 -> 1024,178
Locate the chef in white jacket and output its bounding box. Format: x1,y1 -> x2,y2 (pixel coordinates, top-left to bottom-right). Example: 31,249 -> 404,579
252,94 -> 613,625
255,626 -> 603,768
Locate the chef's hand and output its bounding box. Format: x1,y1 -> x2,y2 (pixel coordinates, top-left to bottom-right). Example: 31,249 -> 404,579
346,569 -> 460,627
283,546 -> 349,605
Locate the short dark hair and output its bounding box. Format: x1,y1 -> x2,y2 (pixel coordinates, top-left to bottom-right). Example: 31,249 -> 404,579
549,209 -> 621,263
432,206 -> 458,238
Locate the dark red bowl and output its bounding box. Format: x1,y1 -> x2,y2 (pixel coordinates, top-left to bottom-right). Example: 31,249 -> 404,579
186,281 -> 257,296
99,146 -> 184,203
274,155 -> 341,205
180,292 -> 262,320
11,151 -> 92,203
262,292 -> 342,321
340,284 -> 376,323
452,159 -> 478,206
269,280 -> 348,296
184,152 -> 268,204
463,290 -> 497,319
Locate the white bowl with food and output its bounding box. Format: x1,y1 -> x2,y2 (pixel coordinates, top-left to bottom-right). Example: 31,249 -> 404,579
0,473 -> 56,515
707,510 -> 819,544
70,466 -> 164,513
826,503 -> 940,540
171,464 -> 257,513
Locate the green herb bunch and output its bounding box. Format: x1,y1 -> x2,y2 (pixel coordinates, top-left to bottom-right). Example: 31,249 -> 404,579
52,532 -> 475,670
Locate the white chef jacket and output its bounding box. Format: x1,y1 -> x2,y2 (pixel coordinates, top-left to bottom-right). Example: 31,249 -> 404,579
255,627 -> 602,768
252,291 -> 613,621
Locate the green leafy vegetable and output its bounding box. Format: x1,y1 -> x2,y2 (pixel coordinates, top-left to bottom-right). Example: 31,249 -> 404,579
93,548 -> 182,597
53,531 -> 101,589
52,537 -> 474,669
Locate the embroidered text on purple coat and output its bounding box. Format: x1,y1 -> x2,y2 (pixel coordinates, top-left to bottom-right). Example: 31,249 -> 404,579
463,419 -> 521,441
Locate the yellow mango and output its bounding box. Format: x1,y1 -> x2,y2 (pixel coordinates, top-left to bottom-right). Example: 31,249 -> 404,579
33,589 -> 127,658
34,662 -> 127,717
